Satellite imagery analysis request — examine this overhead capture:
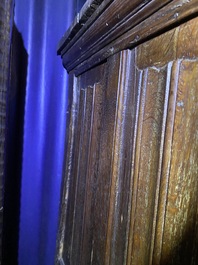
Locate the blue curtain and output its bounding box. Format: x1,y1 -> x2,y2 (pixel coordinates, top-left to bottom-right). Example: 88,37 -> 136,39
14,1 -> 75,264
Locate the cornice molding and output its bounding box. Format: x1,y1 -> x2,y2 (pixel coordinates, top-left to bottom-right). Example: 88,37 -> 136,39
58,0 -> 107,54
58,0 -> 198,75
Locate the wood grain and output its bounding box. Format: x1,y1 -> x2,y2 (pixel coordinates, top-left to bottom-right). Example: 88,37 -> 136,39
57,5 -> 198,265
56,74 -> 80,264
80,83 -> 104,265
104,50 -> 137,265
161,60 -> 198,265
58,0 -> 112,55
59,0 -> 198,75
90,54 -> 120,265
0,0 -> 13,263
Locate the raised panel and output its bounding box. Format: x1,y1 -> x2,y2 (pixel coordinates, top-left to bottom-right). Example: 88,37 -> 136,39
105,50 -> 137,265
80,82 -> 104,265
160,60 -> 198,265
128,65 -> 169,265
57,55 -> 121,265
71,85 -> 94,264
133,17 -> 198,265
57,14 -> 198,265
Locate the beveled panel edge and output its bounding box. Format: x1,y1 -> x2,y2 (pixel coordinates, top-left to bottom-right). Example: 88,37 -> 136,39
55,74 -> 80,264
57,257 -> 65,265
58,0 -> 198,76
105,50 -> 136,265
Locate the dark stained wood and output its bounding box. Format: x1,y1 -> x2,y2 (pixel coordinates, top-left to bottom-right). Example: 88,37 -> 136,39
58,0 -> 198,75
0,0 -> 13,263
73,53 -> 122,265
57,1 -> 198,264
105,50 -> 138,265
128,67 -> 169,265
73,0 -> 198,76
70,85 -> 94,264
58,0 -> 112,54
62,0 -> 172,72
160,60 -> 198,265
80,82 -> 104,265
56,74 -> 80,264
60,0 -> 162,60
135,18 -> 198,265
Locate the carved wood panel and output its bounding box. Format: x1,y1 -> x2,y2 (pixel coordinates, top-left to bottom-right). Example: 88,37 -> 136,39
57,17 -> 198,265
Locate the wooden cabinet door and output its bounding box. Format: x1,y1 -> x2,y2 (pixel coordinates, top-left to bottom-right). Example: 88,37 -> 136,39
56,14 -> 198,265
131,17 -> 198,265
57,51 -> 133,265
127,17 -> 198,265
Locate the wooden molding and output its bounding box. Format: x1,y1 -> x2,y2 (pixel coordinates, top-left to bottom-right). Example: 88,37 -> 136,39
57,14 -> 198,264
58,0 -> 198,76
57,0 -> 107,54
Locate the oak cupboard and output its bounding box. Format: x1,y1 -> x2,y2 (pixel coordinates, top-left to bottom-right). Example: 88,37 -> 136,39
56,1 -> 198,264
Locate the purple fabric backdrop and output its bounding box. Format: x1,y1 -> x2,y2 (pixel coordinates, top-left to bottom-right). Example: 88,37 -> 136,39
14,1 -> 76,264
